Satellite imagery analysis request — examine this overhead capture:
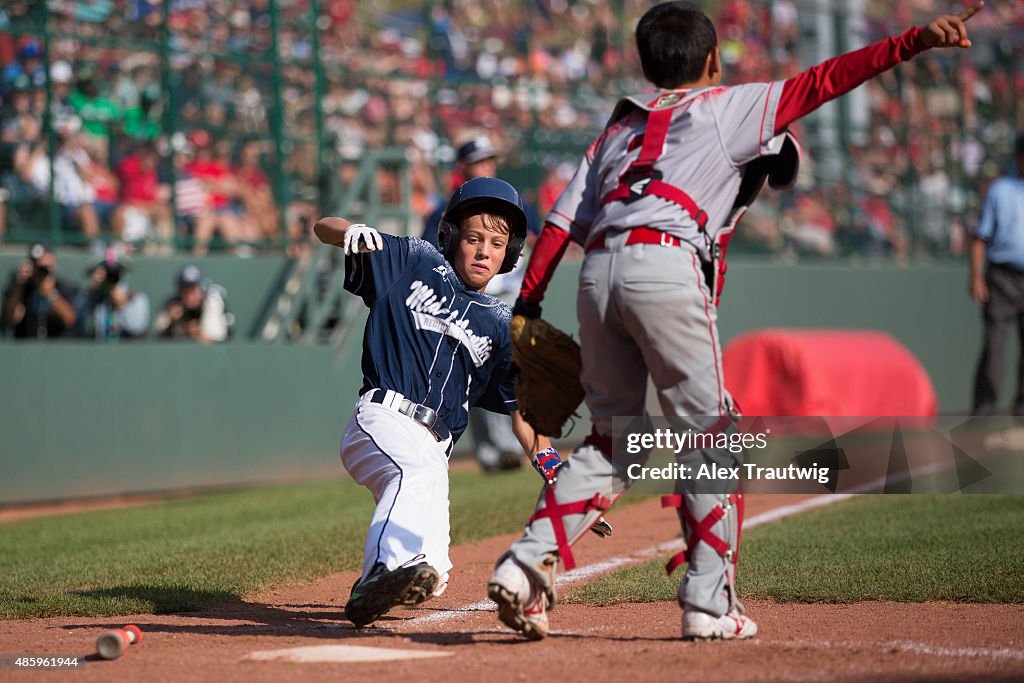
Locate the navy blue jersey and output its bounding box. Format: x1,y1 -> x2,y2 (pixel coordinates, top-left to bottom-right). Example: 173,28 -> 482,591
344,234 -> 517,443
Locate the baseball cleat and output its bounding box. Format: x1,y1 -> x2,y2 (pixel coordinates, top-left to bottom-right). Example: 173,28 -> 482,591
487,556 -> 549,640
682,608 -> 758,640
345,561 -> 440,628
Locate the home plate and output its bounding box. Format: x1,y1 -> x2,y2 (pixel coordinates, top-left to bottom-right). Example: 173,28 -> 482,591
244,644 -> 452,664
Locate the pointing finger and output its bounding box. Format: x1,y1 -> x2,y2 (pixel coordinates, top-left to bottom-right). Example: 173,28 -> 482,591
957,0 -> 984,23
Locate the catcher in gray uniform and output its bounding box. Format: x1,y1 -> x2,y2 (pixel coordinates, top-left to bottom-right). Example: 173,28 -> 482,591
488,0 -> 983,641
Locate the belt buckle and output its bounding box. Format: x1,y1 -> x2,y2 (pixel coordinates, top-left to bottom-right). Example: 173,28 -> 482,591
411,403 -> 437,430
660,232 -> 674,248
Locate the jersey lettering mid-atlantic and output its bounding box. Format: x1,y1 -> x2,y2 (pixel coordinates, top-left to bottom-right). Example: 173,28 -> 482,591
344,234 -> 516,443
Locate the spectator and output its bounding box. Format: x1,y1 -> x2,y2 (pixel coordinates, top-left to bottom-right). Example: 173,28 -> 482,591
537,162 -> 573,224
183,129 -> 246,253
47,60 -> 77,123
21,115 -> 101,240
422,134 -> 539,246
422,135 -> 500,245
83,145 -> 119,234
1,38 -> 44,93
848,193 -> 908,263
780,189 -> 838,258
233,138 -> 279,244
112,142 -> 171,246
122,83 -> 163,141
68,66 -> 123,163
0,73 -> 39,142
165,141 -> 217,255
1,243 -> 77,339
154,264 -> 232,342
75,249 -> 149,340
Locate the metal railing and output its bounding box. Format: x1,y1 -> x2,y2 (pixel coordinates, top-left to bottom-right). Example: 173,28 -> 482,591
259,148 -> 411,344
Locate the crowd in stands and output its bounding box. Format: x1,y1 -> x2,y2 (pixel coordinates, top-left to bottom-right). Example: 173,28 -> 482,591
0,0 -> 1021,264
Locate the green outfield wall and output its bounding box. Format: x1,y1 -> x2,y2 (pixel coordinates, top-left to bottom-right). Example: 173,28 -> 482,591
0,255 -> 1008,504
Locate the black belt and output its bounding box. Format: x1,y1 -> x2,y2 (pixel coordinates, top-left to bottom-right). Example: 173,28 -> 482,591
364,389 -> 451,442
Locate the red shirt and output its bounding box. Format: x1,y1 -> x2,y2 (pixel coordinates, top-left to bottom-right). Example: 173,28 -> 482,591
235,166 -> 268,190
89,162 -> 119,203
184,160 -> 233,209
116,155 -> 159,204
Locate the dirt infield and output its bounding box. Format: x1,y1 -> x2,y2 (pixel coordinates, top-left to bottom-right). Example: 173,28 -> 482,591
2,494 -> 1022,682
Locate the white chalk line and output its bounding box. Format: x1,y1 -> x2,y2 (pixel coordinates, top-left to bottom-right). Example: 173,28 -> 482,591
521,630 -> 1024,663
776,639 -> 1024,662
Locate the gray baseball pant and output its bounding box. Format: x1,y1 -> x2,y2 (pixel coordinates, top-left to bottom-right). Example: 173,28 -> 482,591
508,233 -> 742,617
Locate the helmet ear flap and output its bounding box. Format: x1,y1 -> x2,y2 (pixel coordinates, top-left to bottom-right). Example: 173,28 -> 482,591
437,218 -> 459,261
499,228 -> 526,274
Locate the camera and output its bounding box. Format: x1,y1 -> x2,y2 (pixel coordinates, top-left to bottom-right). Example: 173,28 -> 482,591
27,243 -> 51,282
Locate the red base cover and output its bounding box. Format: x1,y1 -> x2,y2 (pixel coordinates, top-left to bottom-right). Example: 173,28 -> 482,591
722,329 -> 937,417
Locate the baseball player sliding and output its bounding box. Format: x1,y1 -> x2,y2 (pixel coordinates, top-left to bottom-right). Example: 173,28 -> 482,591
313,178 -> 562,628
488,0 -> 984,641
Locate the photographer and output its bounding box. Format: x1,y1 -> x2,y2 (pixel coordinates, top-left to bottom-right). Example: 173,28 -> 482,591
75,250 -> 149,341
1,243 -> 78,339
154,265 -> 232,343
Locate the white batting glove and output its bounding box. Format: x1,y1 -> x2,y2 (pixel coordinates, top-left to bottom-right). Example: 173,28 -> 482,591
343,224 -> 383,255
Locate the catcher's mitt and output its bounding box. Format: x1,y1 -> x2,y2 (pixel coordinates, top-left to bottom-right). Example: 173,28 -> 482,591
510,315 -> 585,438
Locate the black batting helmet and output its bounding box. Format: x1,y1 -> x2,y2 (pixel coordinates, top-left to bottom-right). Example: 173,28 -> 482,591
437,177 -> 528,274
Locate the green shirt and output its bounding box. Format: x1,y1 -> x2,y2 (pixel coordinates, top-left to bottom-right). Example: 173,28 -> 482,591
68,92 -> 122,139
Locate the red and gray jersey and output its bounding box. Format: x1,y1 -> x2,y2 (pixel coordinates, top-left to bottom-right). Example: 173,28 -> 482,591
548,84 -> 789,262
521,25 -> 929,304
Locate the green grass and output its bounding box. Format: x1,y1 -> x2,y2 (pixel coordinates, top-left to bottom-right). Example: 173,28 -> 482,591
567,495 -> 1024,606
0,467 -> 548,619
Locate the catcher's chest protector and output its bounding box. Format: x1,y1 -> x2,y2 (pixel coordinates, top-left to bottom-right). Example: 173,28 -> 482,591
604,90 -> 801,305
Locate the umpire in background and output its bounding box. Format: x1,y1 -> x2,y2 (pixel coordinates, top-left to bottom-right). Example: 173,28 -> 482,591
970,134 -> 1024,416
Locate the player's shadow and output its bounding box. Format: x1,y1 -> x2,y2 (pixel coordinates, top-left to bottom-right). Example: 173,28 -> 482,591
69,585 -> 241,614
62,588 -> 686,649
63,585 -> 481,645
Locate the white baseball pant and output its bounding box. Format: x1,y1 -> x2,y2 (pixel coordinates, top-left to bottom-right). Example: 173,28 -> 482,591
340,396 -> 454,588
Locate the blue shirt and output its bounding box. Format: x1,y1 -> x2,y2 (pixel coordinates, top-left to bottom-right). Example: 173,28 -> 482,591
976,174 -> 1024,270
344,234 -> 517,444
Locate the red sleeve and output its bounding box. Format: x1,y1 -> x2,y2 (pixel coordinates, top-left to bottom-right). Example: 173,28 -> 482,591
775,27 -> 925,134
520,222 -> 573,303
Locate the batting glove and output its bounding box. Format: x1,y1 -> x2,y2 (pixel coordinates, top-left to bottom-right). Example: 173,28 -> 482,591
343,224 -> 383,255
532,447 -> 562,485
590,516 -> 613,538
